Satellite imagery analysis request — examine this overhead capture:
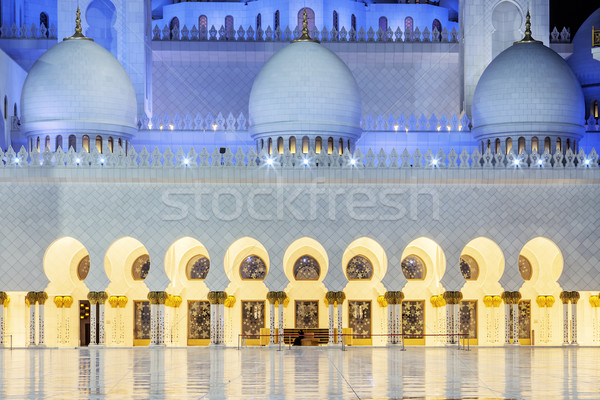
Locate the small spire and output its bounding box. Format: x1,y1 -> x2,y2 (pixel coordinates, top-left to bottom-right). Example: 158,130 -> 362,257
64,5 -> 93,41
515,10 -> 541,44
293,9 -> 320,43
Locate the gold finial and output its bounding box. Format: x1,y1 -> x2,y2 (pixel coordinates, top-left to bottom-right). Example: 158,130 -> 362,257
515,10 -> 541,44
293,9 -> 320,43
64,5 -> 93,41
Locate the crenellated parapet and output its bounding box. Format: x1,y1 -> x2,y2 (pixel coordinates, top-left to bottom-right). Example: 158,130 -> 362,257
0,22 -> 57,39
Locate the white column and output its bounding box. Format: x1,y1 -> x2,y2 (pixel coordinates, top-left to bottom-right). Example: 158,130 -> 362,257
512,304 -> 519,345
562,302 -> 569,345
210,303 -> 216,345
218,303 -> 225,345
571,302 -> 578,345
0,304 -> 4,347
328,304 -> 335,345
150,303 -> 157,346
504,303 -> 511,345
454,303 -> 460,346
446,304 -> 454,344
269,303 -> 276,345
387,304 -> 393,345
337,304 -> 343,345
278,303 -> 284,345
38,304 -> 45,346
29,304 -> 36,346
395,304 -> 401,345
90,302 -> 97,346
98,303 -> 105,346
158,303 -> 165,345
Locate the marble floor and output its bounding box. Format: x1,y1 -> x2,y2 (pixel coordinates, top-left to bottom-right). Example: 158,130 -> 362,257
0,346 -> 598,399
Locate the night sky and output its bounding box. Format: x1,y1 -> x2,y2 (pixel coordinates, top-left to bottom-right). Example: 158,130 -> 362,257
549,1 -> 598,34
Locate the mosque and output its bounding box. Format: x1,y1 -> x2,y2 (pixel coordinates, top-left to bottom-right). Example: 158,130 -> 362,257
0,0 -> 600,349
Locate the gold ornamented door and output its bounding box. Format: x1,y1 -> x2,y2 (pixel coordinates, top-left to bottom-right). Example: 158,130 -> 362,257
459,300 -> 478,346
242,300 -> 265,346
402,300 -> 425,345
348,300 -> 372,345
295,300 -> 319,329
133,300 -> 151,346
187,300 -> 210,346
518,300 -> 531,345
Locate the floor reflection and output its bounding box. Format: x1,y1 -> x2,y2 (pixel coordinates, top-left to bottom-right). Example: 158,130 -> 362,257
0,346 -> 599,399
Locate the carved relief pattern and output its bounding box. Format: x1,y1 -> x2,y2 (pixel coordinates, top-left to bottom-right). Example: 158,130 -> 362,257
401,255 -> 425,280
242,301 -> 265,337
349,301 -> 371,339
295,300 -> 318,329
134,301 -> 151,340
188,300 -> 210,340
240,256 -> 267,280
519,301 -> 531,339
459,300 -> 477,339
402,300 -> 424,338
186,256 -> 210,280
293,256 -> 320,280
346,256 -> 374,280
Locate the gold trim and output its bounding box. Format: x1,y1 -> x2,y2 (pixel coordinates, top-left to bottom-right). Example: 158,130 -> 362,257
593,26 -> 600,48
292,9 -> 320,43
64,6 -> 94,41
239,254 -> 267,281
515,10 -> 541,44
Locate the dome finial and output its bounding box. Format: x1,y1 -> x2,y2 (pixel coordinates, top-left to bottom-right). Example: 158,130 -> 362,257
516,10 -> 541,44
64,5 -> 93,41
293,9 -> 320,43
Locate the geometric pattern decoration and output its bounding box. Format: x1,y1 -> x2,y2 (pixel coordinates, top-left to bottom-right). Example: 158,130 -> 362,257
295,300 -> 319,329
240,255 -> 267,280
402,300 -> 425,339
188,300 -> 210,340
459,255 -> 479,280
293,255 -> 320,281
518,256 -> 532,281
519,300 -> 531,340
348,300 -> 371,339
241,300 -> 265,337
134,301 -> 151,340
401,255 -> 426,280
346,256 -> 373,280
459,300 -> 477,339
132,255 -> 150,281
77,255 -> 90,281
186,255 -> 210,280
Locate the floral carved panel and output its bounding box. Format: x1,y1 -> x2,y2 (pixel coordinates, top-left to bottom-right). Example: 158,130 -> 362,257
242,301 -> 265,338
459,300 -> 477,339
134,301 -> 151,340
188,300 -> 210,340
295,300 -> 319,329
402,300 -> 425,339
349,300 -> 371,339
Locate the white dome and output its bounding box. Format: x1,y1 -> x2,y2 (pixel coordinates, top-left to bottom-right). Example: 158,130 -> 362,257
473,40 -> 585,142
21,37 -> 137,138
249,41 -> 362,142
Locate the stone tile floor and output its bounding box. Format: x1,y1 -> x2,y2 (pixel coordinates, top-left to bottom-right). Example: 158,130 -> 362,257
0,346 -> 599,399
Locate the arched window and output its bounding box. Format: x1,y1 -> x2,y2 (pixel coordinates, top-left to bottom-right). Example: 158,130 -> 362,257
225,15 -> 234,40
315,136 -> 322,154
556,137 -> 562,152
327,137 -> 334,154
260,139 -> 264,150
13,103 -> 17,117
566,138 -> 571,151
274,10 -> 280,30
108,137 -> 114,153
267,137 -> 273,155
505,137 -> 512,154
405,16 -> 414,38
302,136 -> 309,154
68,135 -> 76,151
379,16 -> 388,33
36,136 -> 40,151
333,10 -> 339,31
132,254 -> 150,280
593,100 -> 598,118
40,12 -> 49,37
96,135 -> 103,153
531,137 -> 538,153
256,13 -> 261,31
518,255 -> 532,280
240,255 -> 267,280
3,96 -> 6,119
459,255 -> 479,280
169,17 -> 179,40
44,135 -> 50,150
339,138 -> 344,154
495,138 -> 501,153
486,139 -> 491,151
432,18 -> 442,40
55,135 -> 62,151
77,255 -> 90,281
277,136 -> 284,154
82,135 -> 90,152
518,137 -> 525,154
186,255 -> 210,280
346,255 -> 373,280
289,136 -> 296,154
544,137 -> 551,152
118,138 -> 123,150
351,14 -> 356,31
199,15 -> 208,39
401,255 -> 426,280
293,255 -> 320,280
297,8 -> 315,33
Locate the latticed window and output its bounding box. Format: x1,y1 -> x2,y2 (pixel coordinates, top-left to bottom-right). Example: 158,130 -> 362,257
459,255 -> 479,280
351,14 -> 356,31
333,11 -> 339,31
518,255 -> 532,280
405,17 -> 414,35
274,10 -> 280,30
432,18 -> 442,40
240,255 -> 267,280
401,255 -> 426,280
225,15 -> 234,40
40,12 -> 49,37
346,255 -> 374,280
169,17 -> 179,39
198,15 -> 207,31
379,16 -> 388,32
293,255 -> 320,280
77,255 -> 90,281
256,13 -> 261,31
132,254 -> 150,280
186,255 -> 210,280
